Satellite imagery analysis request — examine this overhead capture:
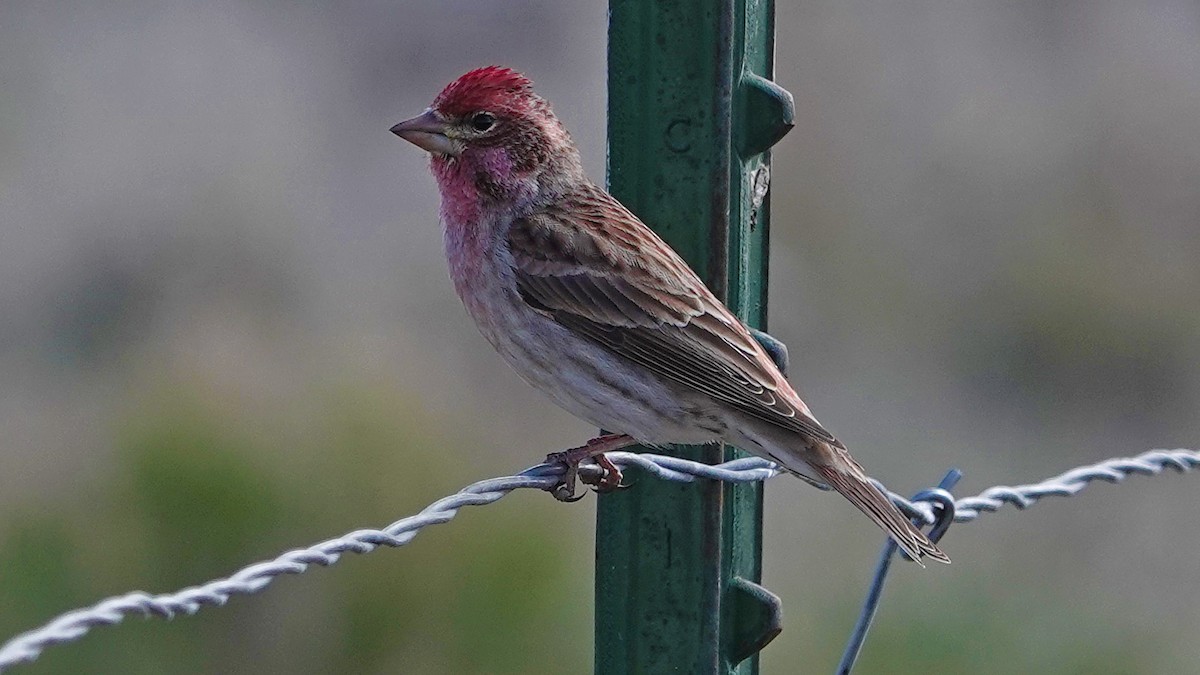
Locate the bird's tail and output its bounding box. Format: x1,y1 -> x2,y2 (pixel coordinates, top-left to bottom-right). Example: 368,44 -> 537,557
811,451 -> 950,566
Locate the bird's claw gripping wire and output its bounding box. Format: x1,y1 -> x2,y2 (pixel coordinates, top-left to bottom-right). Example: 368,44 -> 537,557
546,434 -> 636,502
546,452 -> 624,502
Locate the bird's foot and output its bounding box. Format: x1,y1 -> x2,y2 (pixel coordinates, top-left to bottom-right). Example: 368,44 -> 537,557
749,328 -> 789,377
586,453 -> 626,493
546,433 -> 635,502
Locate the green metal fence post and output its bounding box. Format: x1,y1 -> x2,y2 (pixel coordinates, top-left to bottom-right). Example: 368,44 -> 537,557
597,1 -> 794,673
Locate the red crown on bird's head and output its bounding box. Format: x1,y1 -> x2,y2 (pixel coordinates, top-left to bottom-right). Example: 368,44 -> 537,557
434,66 -> 536,118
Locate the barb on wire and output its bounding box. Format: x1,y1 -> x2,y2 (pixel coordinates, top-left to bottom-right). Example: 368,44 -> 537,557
865,448 -> 1200,528
0,448 -> 1197,672
836,448 -> 1200,675
838,469 -> 962,675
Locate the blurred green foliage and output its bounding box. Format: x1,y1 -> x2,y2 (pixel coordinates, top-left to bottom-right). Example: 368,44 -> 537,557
0,384 -> 587,674
5,381 -> 1183,674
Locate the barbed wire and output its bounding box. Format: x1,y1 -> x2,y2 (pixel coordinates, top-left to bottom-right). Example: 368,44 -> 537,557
0,447 -> 1196,672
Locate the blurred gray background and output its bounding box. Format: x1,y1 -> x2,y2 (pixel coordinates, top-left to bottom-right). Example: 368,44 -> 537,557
1,1 -> 1198,672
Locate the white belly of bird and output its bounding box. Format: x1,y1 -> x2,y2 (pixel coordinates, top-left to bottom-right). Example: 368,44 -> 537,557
449,237 -> 718,445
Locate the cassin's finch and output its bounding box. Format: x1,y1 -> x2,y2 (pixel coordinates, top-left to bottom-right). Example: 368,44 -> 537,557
391,66 -> 948,565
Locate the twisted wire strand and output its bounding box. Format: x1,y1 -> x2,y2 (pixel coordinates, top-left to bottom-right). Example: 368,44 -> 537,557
880,448 -> 1199,526
1,447 -> 1196,671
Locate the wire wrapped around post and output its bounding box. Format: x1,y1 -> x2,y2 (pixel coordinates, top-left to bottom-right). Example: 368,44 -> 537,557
1,448 -> 1197,673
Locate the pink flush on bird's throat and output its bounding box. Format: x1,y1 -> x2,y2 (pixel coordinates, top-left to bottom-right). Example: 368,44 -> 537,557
433,145 -> 528,319
431,146 -> 521,226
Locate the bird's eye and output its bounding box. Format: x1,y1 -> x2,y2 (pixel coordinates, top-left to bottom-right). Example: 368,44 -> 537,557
470,112 -> 496,132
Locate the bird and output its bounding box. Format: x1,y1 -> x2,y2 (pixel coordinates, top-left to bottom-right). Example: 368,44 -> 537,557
390,66 -> 949,565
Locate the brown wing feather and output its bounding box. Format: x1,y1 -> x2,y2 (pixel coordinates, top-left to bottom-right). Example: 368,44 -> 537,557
506,183 -> 841,447
812,460 -> 950,565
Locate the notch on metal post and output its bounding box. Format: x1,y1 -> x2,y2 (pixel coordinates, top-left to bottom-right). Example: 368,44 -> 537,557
736,72 -> 796,158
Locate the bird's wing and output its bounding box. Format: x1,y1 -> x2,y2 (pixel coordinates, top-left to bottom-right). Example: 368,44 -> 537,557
506,183 -> 842,447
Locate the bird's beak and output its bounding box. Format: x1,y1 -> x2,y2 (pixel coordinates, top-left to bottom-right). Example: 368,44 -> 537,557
390,109 -> 459,156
